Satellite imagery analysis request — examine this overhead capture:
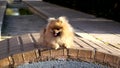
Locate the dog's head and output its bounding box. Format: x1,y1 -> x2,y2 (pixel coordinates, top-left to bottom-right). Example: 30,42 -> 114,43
51,26 -> 63,37
46,16 -> 68,37
48,19 -> 63,37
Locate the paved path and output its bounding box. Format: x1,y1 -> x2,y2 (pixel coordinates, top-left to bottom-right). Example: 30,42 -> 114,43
0,1 -> 7,37
24,1 -> 95,19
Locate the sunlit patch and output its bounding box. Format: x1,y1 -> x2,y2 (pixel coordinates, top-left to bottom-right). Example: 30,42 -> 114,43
6,8 -> 33,16
0,36 -> 12,41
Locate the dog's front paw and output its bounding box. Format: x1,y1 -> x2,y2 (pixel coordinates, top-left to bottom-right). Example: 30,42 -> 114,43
65,45 -> 71,49
64,42 -> 73,49
55,46 -> 60,49
52,43 -> 60,50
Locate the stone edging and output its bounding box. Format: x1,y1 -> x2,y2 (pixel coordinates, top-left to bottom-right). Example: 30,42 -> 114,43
0,47 -> 120,68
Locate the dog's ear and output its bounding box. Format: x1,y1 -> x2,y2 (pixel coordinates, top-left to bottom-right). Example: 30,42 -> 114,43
58,16 -> 69,23
48,17 -> 56,23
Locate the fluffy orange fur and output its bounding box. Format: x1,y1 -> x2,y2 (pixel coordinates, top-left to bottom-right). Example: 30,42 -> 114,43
38,16 -> 74,49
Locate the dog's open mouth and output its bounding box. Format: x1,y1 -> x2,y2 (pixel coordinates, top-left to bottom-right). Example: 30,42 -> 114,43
53,32 -> 61,37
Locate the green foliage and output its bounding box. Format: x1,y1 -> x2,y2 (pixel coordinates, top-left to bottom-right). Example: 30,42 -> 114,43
6,8 -> 14,15
19,8 -> 33,15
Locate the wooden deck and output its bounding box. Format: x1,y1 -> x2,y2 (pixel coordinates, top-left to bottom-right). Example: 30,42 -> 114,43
0,1 -> 120,68
0,33 -> 120,68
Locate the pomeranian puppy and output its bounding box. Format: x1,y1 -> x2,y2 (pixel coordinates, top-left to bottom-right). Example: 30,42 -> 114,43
38,16 -> 74,49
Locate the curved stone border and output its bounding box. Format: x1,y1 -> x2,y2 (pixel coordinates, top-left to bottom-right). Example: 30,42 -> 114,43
0,48 -> 120,68
0,33 -> 120,68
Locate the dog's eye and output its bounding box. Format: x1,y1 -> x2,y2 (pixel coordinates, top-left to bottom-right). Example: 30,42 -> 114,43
56,28 -> 60,30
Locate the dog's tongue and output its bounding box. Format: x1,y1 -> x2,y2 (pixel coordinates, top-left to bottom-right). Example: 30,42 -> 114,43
54,33 -> 58,37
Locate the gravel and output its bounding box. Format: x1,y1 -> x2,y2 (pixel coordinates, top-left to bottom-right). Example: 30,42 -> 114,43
18,60 -> 109,68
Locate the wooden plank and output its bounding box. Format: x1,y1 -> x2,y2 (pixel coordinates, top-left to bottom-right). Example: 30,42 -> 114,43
91,33 -> 120,49
8,37 -> 21,55
76,30 -> 120,56
79,37 -> 112,54
75,35 -> 112,55
76,31 -> 120,56
31,33 -> 40,41
74,37 -> 94,50
0,40 -> 9,59
31,33 -> 40,47
89,39 -> 120,57
31,33 -> 47,49
20,34 -> 35,51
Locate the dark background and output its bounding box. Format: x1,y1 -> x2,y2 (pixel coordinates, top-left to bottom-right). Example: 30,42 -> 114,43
43,0 -> 120,22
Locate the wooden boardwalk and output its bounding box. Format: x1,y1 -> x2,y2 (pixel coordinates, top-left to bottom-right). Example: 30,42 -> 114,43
0,1 -> 120,68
